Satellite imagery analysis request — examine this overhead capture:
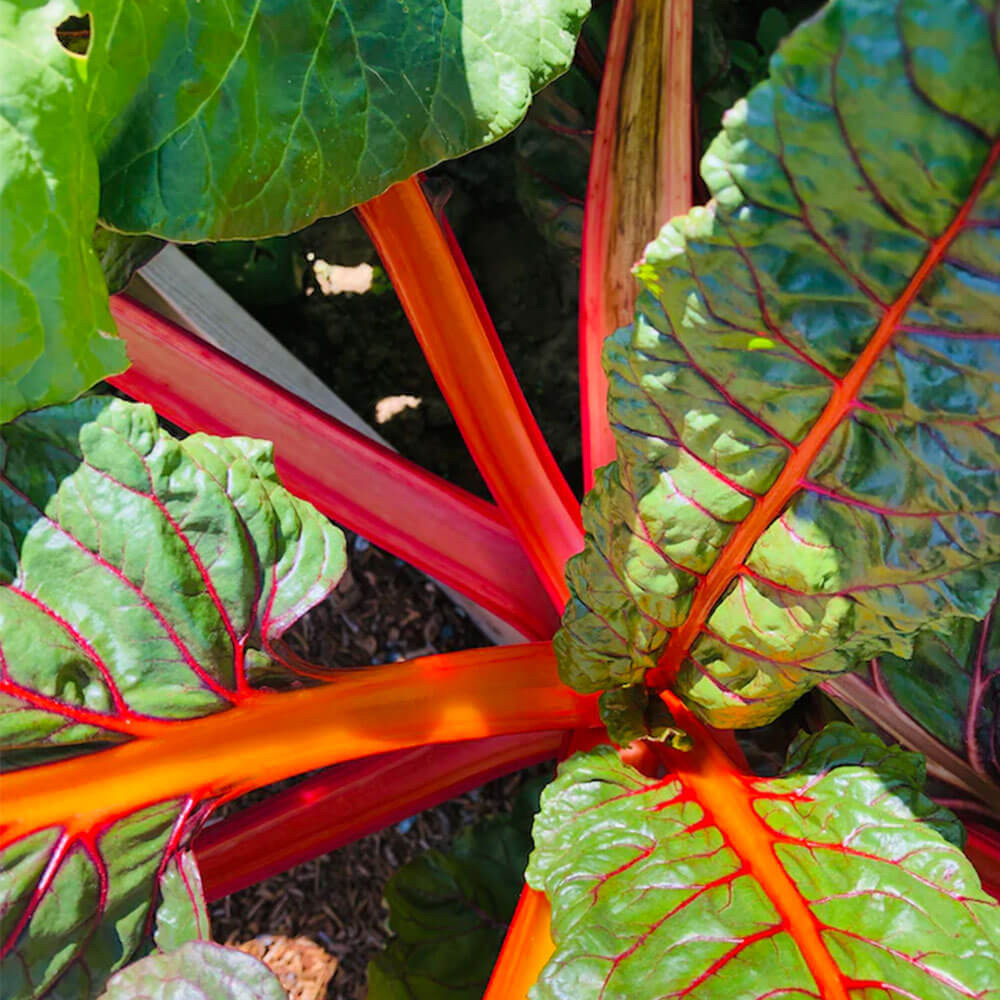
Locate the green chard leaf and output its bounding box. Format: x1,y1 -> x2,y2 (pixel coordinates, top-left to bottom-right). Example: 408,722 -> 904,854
153,852 -> 210,953
557,0 -> 1000,729
827,590 -> 1000,817
0,396 -> 346,998
97,941 -> 286,1000
527,725 -> 1000,1000
367,776 -> 547,1000
1,0 -> 588,421
87,0 -> 590,241
0,2 -> 128,423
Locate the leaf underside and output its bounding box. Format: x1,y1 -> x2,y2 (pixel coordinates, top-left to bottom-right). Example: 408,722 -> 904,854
527,726 -> 1000,999
0,396 -> 345,998
0,0 -> 587,422
828,589 -> 1000,815
556,0 -> 1000,729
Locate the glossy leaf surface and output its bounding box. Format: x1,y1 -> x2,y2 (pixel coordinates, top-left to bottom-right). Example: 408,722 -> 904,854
528,725 -> 1000,999
368,776 -> 546,1000
0,2 -> 127,422
557,0 -> 1000,727
0,0 -> 587,422
86,0 -> 588,241
98,941 -> 285,1000
153,852 -> 210,952
0,396 -> 346,755
827,592 -> 1000,818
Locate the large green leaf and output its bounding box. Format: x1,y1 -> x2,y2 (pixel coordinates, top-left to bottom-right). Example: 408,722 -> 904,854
0,396 -> 346,755
0,0 -> 588,422
527,726 -> 1000,999
86,0 -> 589,241
0,396 -> 345,998
557,0 -> 1000,728
98,941 -> 286,1000
0,2 -> 128,423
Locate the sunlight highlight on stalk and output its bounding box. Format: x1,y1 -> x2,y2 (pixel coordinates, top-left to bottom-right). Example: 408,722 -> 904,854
1,645 -> 598,849
358,178 -> 583,609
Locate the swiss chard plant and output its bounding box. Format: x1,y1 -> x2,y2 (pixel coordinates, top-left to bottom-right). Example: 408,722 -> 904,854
2,0 -> 1000,997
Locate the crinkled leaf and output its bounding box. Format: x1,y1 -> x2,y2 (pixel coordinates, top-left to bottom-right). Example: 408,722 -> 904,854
98,941 -> 285,1000
367,777 -> 546,1000
827,591 -> 1000,816
527,724 -> 1000,999
154,852 -> 210,953
557,0 -> 1000,729
598,684 -> 691,748
0,396 -> 346,753
0,1 -> 127,422
0,396 -> 345,997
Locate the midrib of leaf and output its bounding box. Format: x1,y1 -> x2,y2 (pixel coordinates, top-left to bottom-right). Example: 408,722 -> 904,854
649,135 -> 1000,690
659,694 -> 848,999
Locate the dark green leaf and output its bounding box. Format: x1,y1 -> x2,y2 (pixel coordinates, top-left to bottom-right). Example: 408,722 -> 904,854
827,591 -> 1000,817
187,238 -> 302,308
92,228 -> 164,295
87,0 -> 589,242
755,7 -> 790,55
367,776 -> 548,1000
1,0 -> 588,419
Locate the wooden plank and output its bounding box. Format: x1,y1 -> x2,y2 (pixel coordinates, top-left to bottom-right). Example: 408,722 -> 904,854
133,246 -> 529,647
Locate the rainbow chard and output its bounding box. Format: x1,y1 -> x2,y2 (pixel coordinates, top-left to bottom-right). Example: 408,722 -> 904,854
558,0 -> 1000,732
0,397 -> 596,997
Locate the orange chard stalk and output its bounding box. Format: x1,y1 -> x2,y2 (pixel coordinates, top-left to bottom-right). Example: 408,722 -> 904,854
1,644 -> 598,851
482,887 -> 556,1000
358,178 -> 582,609
580,0 -> 694,487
